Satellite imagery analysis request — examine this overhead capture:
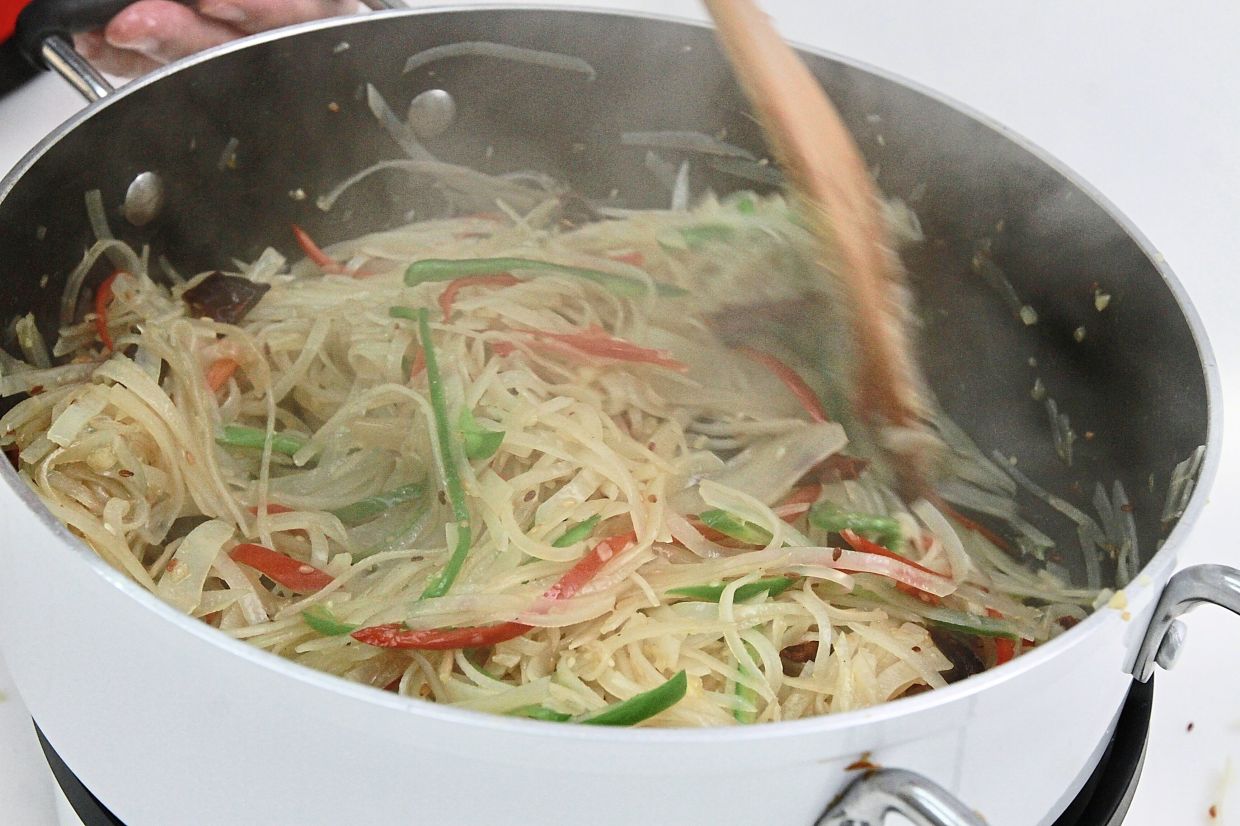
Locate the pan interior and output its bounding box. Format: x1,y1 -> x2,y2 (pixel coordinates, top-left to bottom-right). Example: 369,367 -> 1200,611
0,9 -> 1209,589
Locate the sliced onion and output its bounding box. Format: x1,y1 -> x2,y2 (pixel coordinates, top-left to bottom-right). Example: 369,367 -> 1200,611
404,42 -> 596,81
671,160 -> 690,211
705,422 -> 847,505
14,314 -> 51,369
155,520 -> 234,614
666,511 -> 728,558
782,548 -> 957,598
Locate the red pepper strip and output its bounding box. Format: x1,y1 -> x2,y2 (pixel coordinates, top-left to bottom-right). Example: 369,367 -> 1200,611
354,621 -> 530,650
840,529 -> 946,605
438,274 -> 520,317
986,609 -> 1016,664
541,531 -> 635,601
518,325 -> 688,372
841,529 -> 942,576
230,542 -> 333,593
775,483 -> 823,521
247,504 -> 295,515
934,499 -> 1013,554
292,225 -> 345,274
95,271 -> 121,351
608,250 -> 646,267
491,341 -> 516,357
408,347 -> 426,378
737,346 -> 828,423
205,358 -> 238,392
351,531 -> 636,650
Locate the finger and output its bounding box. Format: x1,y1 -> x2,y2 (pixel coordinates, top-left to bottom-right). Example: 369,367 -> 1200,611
196,0 -> 359,35
73,31 -> 163,78
104,0 -> 244,63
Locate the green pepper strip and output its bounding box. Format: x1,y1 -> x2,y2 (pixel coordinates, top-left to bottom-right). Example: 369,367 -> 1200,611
511,705 -> 573,722
678,224 -> 735,247
404,257 -> 687,298
509,671 -> 688,726
417,308 -> 472,599
551,514 -> 602,548
854,587 -> 1023,640
668,576 -> 797,603
699,508 -> 773,545
734,195 -> 757,215
458,408 -> 505,460
808,502 -> 902,550
330,482 -> 426,526
734,642 -> 760,724
302,605 -> 358,636
928,618 -> 1021,641
217,425 -> 305,457
578,671 -> 688,726
389,305 -> 419,321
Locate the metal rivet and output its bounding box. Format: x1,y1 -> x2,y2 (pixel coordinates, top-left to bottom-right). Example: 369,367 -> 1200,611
407,89 -> 456,139
1155,618 -> 1187,671
123,171 -> 165,227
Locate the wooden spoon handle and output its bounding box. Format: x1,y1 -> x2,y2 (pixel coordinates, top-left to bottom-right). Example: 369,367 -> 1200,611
703,0 -> 923,438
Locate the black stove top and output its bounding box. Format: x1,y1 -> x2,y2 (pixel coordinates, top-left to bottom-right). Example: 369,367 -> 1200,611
35,677 -> 1154,826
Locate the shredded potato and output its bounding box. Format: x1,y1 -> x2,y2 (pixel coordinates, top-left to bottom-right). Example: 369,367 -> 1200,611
0,188 -> 1095,726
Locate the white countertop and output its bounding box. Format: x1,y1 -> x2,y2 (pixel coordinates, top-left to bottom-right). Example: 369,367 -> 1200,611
1,2 -> 1238,823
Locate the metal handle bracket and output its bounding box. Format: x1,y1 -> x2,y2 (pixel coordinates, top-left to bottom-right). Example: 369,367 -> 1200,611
817,768 -> 986,826
1133,564 -> 1240,682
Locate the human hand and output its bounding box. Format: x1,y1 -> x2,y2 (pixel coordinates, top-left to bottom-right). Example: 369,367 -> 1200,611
72,0 -> 360,77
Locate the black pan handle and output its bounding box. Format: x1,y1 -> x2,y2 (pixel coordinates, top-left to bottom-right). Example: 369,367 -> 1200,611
14,0 -> 193,100
16,0 -> 192,68
16,0 -> 399,101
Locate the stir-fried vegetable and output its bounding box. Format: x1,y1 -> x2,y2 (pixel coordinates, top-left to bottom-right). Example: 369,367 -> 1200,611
205,358 -> 239,392
577,671 -> 688,725
809,502 -> 902,550
2,185 -> 1097,728
217,425 -> 305,457
438,274 -> 520,317
458,408 -> 505,460
183,271 -> 271,323
217,426 -> 304,456
668,576 -> 797,603
292,225 -> 345,274
405,257 -> 686,298
94,271 -> 121,351
511,670 -> 688,726
696,508 -> 772,545
508,326 -> 689,372
734,643 -> 760,724
330,482 -> 427,526
302,605 -> 359,636
551,514 -> 602,548
737,346 -> 828,423
353,531 -> 633,649
230,543 -> 333,593
417,308 -> 473,599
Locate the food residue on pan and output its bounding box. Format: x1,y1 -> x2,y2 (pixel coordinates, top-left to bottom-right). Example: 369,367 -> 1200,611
845,752 -> 880,772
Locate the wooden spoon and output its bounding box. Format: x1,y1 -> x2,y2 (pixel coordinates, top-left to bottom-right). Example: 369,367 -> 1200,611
703,0 -> 940,496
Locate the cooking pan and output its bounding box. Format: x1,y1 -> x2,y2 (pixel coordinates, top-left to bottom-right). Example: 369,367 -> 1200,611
0,3 -> 1235,824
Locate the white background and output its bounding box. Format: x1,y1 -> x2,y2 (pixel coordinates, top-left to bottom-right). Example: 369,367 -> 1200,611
1,1 -> 1238,823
